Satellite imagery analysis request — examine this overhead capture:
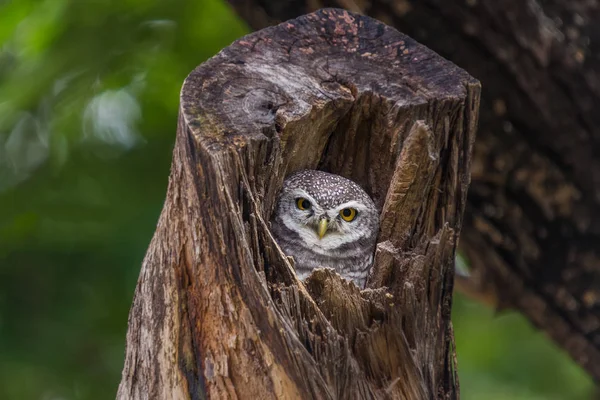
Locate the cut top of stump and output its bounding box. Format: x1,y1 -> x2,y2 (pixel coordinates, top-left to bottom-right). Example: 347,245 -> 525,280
181,9 -> 478,193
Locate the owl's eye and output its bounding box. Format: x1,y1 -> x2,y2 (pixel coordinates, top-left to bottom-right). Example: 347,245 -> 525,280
296,198 -> 311,211
339,208 -> 357,222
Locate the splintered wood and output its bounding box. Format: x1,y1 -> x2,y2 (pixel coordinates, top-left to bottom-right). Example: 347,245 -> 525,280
118,8 -> 480,400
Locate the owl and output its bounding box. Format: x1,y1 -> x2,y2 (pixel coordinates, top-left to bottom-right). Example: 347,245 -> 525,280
270,170 -> 379,288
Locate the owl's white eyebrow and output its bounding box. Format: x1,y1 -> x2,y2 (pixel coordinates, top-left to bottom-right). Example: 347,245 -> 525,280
334,201 -> 369,212
290,189 -> 319,207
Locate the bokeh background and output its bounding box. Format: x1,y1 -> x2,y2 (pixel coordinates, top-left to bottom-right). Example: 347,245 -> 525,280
0,0 -> 595,399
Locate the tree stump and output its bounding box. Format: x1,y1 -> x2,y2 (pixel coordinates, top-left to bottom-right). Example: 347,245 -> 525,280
117,9 -> 480,399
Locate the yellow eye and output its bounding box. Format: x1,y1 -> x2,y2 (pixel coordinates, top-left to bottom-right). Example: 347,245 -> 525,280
296,198 -> 311,210
339,208 -> 357,222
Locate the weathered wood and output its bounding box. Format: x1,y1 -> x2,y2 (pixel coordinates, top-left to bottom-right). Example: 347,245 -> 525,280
118,9 -> 479,399
227,0 -> 600,382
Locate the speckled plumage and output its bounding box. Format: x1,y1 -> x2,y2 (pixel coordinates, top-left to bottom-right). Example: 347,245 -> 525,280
270,170 -> 379,288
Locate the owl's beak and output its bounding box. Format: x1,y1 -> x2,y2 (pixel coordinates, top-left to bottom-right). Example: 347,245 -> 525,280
317,218 -> 328,239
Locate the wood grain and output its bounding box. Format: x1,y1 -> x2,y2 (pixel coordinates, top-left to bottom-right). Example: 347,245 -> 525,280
118,9 -> 479,399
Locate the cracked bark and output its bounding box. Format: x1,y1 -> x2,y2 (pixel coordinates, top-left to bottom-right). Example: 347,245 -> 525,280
226,0 -> 600,383
117,9 -> 479,399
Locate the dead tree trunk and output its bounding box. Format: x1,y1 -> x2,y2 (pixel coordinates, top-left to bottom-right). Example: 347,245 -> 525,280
226,0 -> 600,383
118,9 -> 479,399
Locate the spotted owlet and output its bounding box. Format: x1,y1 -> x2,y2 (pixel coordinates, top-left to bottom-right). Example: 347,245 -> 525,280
270,170 -> 379,288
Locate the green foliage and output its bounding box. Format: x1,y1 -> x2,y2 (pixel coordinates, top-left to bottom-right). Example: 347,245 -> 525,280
453,294 -> 594,400
0,0 -> 246,398
0,1 -> 594,399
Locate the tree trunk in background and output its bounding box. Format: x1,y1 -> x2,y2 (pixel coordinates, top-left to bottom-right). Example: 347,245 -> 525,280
226,0 -> 600,382
117,9 -> 479,399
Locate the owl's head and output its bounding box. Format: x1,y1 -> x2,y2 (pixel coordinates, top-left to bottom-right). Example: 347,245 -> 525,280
272,170 -> 379,251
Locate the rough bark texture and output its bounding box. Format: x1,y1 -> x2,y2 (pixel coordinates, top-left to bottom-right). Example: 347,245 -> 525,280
118,9 -> 479,400
226,0 -> 600,382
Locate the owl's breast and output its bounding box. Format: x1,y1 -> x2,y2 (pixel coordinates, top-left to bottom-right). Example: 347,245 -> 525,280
283,243 -> 373,288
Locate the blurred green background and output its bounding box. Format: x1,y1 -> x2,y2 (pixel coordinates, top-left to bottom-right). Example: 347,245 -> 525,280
0,0 -> 595,399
